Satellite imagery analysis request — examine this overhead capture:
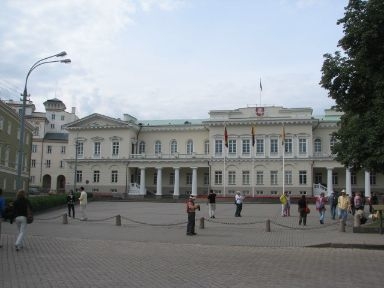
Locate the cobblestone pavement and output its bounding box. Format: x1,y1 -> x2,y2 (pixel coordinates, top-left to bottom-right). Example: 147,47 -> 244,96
1,202 -> 384,288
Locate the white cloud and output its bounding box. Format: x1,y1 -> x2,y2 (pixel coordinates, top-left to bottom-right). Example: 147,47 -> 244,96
0,0 -> 344,120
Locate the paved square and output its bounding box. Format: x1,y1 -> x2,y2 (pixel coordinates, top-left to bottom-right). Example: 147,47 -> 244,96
1,202 -> 383,287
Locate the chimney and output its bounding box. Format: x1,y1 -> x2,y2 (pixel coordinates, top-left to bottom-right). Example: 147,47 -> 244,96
71,107 -> 76,114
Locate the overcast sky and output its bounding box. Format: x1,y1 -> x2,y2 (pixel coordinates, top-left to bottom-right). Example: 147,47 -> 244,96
0,0 -> 348,120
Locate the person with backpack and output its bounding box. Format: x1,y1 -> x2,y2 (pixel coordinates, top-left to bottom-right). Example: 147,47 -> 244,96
328,191 -> 338,220
0,188 -> 5,248
316,192 -> 327,224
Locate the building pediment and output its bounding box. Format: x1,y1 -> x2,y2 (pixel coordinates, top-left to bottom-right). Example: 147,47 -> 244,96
65,113 -> 132,130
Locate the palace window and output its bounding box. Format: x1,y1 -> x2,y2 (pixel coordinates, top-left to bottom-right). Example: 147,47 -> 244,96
299,170 -> 307,185
214,171 -> 223,185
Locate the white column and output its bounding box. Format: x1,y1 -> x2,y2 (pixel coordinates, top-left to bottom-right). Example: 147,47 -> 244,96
139,168 -> 146,195
346,168 -> 351,196
173,167 -> 180,197
156,167 -> 162,196
191,167 -> 197,196
126,166 -> 131,193
327,168 -> 333,196
365,171 -> 371,198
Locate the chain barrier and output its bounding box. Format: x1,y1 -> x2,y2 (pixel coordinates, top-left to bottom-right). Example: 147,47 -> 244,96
120,215 -> 187,226
35,215 -> 64,221
269,219 -> 341,231
72,216 -> 117,222
33,212 -> 351,232
205,218 -> 265,226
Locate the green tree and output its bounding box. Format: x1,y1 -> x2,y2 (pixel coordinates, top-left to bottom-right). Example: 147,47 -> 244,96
320,0 -> 384,172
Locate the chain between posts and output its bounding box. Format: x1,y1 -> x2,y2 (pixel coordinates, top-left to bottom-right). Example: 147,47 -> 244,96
34,213 -> 348,231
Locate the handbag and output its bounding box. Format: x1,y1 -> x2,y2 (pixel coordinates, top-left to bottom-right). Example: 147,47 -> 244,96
305,207 -> 310,214
27,206 -> 34,224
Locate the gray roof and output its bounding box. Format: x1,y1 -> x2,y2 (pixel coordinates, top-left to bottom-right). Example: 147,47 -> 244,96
139,119 -> 206,126
44,133 -> 68,141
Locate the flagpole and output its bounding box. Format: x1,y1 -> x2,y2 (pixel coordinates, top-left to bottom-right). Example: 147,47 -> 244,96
259,77 -> 262,107
251,125 -> 255,198
282,124 -> 285,194
224,147 -> 226,197
252,142 -> 255,198
224,125 -> 227,197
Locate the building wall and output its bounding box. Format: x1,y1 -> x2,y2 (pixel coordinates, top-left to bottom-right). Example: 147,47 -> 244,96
6,99 -> 78,193
0,100 -> 33,193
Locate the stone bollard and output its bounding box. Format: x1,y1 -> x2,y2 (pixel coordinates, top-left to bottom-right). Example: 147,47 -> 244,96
62,213 -> 68,224
354,212 -> 361,227
266,219 -> 271,232
115,215 -> 121,226
199,217 -> 205,229
339,220 -> 346,232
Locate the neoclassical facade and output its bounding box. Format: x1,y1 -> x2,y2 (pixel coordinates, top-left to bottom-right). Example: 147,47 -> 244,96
63,106 -> 383,198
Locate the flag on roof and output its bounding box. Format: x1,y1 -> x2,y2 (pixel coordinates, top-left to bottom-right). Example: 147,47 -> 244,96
224,127 -> 228,148
251,126 -> 255,146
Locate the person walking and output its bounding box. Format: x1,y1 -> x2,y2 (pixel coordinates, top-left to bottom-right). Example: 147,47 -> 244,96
328,191 -> 338,220
279,191 -> 288,217
78,187 -> 88,221
13,190 -> 33,251
67,190 -> 76,218
0,188 -> 5,248
234,191 -> 244,217
316,192 -> 327,224
338,189 -> 350,224
286,193 -> 291,216
297,195 -> 308,226
186,195 -> 200,236
207,189 -> 216,218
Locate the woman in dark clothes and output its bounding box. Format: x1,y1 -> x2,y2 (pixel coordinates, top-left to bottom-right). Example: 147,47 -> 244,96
298,195 -> 308,226
13,190 -> 32,251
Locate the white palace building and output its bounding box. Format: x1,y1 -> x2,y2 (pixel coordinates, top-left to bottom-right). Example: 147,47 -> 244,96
62,105 -> 383,199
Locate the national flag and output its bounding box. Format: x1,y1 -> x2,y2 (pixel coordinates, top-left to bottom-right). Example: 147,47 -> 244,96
224,127 -> 228,148
281,125 -> 286,146
251,125 -> 255,147
259,78 -> 262,92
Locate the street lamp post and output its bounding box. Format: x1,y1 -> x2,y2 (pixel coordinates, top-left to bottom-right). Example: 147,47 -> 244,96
16,52 -> 71,191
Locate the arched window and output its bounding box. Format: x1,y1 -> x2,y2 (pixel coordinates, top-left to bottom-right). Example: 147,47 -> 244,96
155,140 -> 162,155
170,140 -> 177,154
139,141 -> 145,154
187,140 -> 193,155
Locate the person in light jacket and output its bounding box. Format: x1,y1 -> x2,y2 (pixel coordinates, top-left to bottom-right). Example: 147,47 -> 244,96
234,191 -> 244,217
78,187 -> 88,221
